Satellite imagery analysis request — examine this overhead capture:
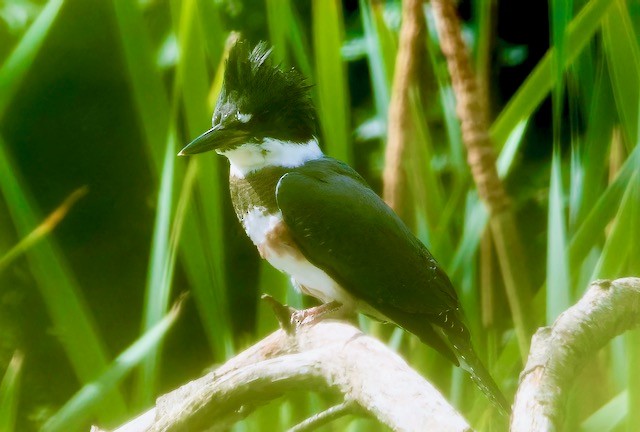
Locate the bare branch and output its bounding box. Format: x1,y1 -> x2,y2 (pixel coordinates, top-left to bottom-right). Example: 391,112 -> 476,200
287,401 -> 361,432
511,277 -> 640,431
108,320 -> 472,432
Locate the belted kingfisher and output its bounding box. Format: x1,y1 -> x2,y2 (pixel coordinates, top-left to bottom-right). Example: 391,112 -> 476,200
179,40 -> 508,413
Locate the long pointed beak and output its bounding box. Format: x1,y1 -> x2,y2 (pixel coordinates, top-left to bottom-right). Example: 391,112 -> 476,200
178,124 -> 250,156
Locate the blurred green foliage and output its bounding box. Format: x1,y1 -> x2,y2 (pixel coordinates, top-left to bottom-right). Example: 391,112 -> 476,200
0,0 -> 639,431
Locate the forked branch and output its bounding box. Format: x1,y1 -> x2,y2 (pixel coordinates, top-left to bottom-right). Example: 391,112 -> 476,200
512,277 -> 640,431
105,300 -> 471,432
96,278 -> 640,432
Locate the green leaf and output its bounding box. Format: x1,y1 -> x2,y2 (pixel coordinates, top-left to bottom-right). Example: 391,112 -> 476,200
286,6 -> 313,81
602,0 -> 640,149
550,0 -> 572,132
174,0 -> 234,361
0,187 -> 87,273
570,146 -> 640,274
569,64 -> 614,228
359,0 -> 393,123
0,352 -> 23,432
580,391 -> 627,432
266,0 -> 289,64
111,0 -> 170,172
546,147 -> 571,323
0,136 -> 127,422
135,131 -> 178,406
627,330 -> 640,431
0,0 -> 64,119
449,119 -> 528,276
194,0 -> 224,69
313,0 -> 351,162
43,298 -> 185,432
590,170 -> 639,280
491,0 -> 616,149
113,0 -> 234,363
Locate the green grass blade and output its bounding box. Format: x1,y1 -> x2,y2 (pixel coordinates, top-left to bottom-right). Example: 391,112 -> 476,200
490,0 -> 615,149
496,119 -> 529,177
407,95 -> 450,255
194,0 -> 224,69
0,136 -> 127,422
176,0 -> 212,135
549,0 -> 572,128
449,192 -> 488,277
425,11 -> 465,176
590,171 -> 639,280
629,120 -> 640,430
569,145 -> 640,272
570,64 -> 614,228
135,131 -> 177,406
114,0 -> 234,360
178,189 -> 235,357
0,187 -> 87,273
266,0 -> 314,80
285,6 -> 313,80
627,330 -> 640,431
0,0 -> 64,119
256,262 -> 289,337
602,0 -> 640,149
449,120 -> 528,275
313,0 -> 350,162
359,0 -> 393,122
546,146 -> 571,323
266,0 -> 289,63
473,0 -> 493,98
43,298 -> 185,432
0,352 -> 23,432
111,0 -> 170,172
176,0 -> 234,359
580,391 -> 627,432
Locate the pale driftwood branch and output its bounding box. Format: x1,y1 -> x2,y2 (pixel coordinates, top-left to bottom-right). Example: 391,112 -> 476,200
99,277 -> 640,431
107,320 -> 471,432
287,401 -> 359,432
511,277 -> 640,431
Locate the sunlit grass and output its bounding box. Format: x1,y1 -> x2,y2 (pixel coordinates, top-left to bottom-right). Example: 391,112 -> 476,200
0,352 -> 23,432
43,297 -> 185,432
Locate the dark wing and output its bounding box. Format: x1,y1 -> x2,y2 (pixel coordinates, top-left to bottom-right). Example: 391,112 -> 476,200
276,158 -> 461,363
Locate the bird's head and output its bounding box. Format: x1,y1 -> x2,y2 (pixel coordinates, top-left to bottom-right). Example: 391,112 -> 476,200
179,40 -> 322,176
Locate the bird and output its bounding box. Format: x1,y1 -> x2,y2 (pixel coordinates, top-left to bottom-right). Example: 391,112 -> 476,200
179,40 -> 509,414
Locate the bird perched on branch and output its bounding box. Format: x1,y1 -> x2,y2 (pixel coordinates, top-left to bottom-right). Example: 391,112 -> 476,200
179,40 -> 509,414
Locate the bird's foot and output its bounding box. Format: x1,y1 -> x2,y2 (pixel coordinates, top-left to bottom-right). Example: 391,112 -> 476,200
290,301 -> 344,328
261,295 -> 346,334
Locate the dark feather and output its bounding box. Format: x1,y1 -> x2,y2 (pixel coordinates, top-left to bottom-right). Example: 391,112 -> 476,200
216,40 -> 316,142
275,157 -> 509,412
276,158 -> 460,361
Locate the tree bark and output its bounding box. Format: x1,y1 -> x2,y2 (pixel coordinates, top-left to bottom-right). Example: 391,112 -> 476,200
107,320 -> 471,432
98,277 -> 640,432
511,277 -> 640,431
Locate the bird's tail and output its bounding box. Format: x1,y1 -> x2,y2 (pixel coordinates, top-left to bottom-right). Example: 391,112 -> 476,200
448,332 -> 510,415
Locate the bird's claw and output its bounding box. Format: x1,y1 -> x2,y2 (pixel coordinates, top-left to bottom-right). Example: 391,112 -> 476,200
262,295 -> 344,334
290,301 -> 343,328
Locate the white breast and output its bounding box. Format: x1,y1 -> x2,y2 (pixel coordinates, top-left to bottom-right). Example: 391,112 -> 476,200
242,207 -> 283,245
241,206 -> 356,307
219,138 -> 323,178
